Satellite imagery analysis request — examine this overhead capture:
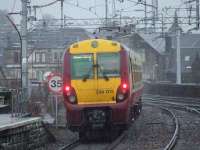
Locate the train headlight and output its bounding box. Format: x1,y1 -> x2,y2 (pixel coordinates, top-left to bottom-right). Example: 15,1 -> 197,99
117,93 -> 124,101
63,85 -> 77,104
116,83 -> 129,102
69,95 -> 76,103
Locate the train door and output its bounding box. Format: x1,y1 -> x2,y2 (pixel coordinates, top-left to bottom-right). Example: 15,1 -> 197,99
96,53 -> 121,103
70,53 -> 98,104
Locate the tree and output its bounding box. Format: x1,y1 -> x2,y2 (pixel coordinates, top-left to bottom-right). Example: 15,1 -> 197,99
191,52 -> 200,84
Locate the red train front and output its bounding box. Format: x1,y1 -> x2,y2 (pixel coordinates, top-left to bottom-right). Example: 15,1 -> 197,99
63,39 -> 143,137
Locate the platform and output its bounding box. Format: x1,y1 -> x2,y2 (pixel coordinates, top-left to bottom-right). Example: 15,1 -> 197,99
0,114 -> 48,150
0,105 -> 10,114
0,114 -> 41,131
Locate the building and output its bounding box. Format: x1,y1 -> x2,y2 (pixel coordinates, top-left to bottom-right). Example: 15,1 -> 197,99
114,31 -> 166,81
0,27 -> 90,88
166,33 -> 200,83
165,12 -> 200,83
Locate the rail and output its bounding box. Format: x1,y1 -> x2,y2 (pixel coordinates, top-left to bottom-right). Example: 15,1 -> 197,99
144,103 -> 179,150
58,139 -> 80,150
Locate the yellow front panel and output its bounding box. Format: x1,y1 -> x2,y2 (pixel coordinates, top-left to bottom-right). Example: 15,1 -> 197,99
71,79 -> 98,104
69,39 -> 121,105
71,78 -> 120,105
97,78 -> 121,103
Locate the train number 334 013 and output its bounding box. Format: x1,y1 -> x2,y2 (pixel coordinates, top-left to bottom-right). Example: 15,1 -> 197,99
96,89 -> 114,94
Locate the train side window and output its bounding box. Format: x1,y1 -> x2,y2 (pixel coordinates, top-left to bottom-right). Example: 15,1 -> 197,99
128,57 -> 131,73
129,57 -> 134,84
130,58 -> 134,84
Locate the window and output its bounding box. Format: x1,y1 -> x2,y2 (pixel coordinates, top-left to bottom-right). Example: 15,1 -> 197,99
60,52 -> 63,60
35,52 -> 46,63
35,52 -> 40,63
14,52 -> 20,63
97,53 -> 120,78
185,56 -> 190,61
71,54 -> 94,79
41,53 -> 46,63
54,52 -> 58,62
186,66 -> 191,69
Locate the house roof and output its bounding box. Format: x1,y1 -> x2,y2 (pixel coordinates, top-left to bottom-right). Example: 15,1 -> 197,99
28,28 -> 89,49
1,27 -> 90,50
138,32 -> 166,54
171,33 -> 200,49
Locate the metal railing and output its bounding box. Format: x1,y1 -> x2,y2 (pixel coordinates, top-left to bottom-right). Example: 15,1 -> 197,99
10,89 -> 29,117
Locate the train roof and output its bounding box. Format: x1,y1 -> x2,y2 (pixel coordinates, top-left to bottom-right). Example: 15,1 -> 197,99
68,39 -> 121,54
68,39 -> 145,64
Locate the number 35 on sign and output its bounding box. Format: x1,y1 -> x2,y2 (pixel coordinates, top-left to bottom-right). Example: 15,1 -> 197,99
48,73 -> 63,94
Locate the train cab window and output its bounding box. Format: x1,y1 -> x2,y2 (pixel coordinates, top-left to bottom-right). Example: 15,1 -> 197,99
71,54 -> 94,79
97,53 -> 120,78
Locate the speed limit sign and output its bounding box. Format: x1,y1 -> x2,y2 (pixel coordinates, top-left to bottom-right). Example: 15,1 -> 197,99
48,73 -> 63,94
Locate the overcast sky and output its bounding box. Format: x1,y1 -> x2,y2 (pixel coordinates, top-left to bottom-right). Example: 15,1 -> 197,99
1,0 -> 195,31
0,0 -> 183,20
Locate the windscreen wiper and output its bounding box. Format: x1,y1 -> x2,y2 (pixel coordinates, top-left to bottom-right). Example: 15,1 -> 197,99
97,64 -> 109,81
82,64 -> 109,81
82,65 -> 95,82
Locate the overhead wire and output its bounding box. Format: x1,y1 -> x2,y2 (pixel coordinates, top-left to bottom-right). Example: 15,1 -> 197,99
34,0 -> 59,8
64,1 -> 101,18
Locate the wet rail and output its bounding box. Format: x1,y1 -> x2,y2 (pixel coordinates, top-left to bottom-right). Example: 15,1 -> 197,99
144,95 -> 200,150
104,130 -> 128,150
46,94 -> 199,150
144,104 -> 179,150
58,139 -> 80,150
104,104 -> 179,150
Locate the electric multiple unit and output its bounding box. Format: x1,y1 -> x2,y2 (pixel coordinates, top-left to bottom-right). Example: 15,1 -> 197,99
63,39 -> 143,138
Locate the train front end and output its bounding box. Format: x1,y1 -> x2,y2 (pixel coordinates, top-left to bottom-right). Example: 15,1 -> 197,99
63,39 -> 130,132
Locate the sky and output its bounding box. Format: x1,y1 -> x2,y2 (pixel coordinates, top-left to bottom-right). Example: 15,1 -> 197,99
0,0 -> 182,20
0,0 -> 193,31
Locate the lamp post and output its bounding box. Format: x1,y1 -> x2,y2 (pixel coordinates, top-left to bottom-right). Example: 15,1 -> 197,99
21,0 -> 28,113
176,29 -> 181,84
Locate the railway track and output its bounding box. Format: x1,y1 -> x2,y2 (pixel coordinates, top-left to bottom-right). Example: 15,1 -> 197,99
47,94 -> 200,150
143,94 -> 200,107
57,130 -> 128,150
56,103 -> 178,150
116,104 -> 179,150
143,95 -> 200,150
58,139 -> 80,150
143,94 -> 200,114
146,104 -> 179,150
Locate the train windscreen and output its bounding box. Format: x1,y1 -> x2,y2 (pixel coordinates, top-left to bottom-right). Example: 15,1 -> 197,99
71,54 -> 94,79
97,53 -> 120,78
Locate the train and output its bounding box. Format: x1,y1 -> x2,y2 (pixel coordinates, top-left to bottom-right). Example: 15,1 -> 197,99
63,39 -> 143,138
